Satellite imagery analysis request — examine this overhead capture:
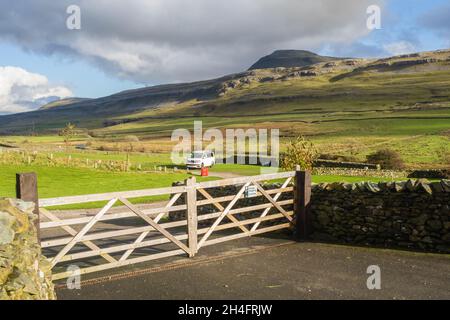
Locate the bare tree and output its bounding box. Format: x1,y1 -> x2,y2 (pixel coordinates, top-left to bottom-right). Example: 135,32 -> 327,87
59,123 -> 76,149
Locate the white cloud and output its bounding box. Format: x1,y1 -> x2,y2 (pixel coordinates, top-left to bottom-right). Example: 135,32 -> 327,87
383,41 -> 416,56
0,0 -> 385,84
0,66 -> 72,114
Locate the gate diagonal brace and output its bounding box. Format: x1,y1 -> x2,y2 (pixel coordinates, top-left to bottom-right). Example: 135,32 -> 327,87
40,208 -> 117,264
51,198 -> 118,268
197,182 -> 251,249
252,181 -> 293,223
197,188 -> 250,235
250,177 -> 292,232
119,197 -> 191,256
119,193 -> 182,262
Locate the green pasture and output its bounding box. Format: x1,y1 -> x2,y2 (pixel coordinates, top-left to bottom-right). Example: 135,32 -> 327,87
0,164 -> 215,209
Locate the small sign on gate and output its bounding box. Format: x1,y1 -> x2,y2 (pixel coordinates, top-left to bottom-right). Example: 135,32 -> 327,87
245,185 -> 258,198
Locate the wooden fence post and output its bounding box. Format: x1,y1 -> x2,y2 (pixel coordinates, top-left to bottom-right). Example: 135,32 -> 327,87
294,166 -> 312,240
185,176 -> 198,257
16,172 -> 40,242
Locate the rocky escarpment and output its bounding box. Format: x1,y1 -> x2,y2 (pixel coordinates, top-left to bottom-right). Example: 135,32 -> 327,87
0,199 -> 56,300
330,49 -> 450,82
357,50 -> 450,72
217,58 -> 369,96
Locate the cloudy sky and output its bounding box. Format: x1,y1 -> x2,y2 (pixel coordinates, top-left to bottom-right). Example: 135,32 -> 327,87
0,0 -> 449,114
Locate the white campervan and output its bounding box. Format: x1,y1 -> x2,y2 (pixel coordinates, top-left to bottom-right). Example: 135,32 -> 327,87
186,151 -> 215,169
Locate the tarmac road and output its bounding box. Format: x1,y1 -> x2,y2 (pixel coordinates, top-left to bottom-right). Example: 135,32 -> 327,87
56,238 -> 450,300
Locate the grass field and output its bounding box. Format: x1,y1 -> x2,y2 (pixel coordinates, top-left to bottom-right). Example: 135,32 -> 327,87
3,129 -> 449,169
0,131 -> 440,210
0,164 -> 217,209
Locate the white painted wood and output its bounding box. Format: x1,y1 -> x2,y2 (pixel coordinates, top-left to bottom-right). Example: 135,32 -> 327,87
202,223 -> 291,247
40,208 -> 116,263
196,171 -> 295,189
57,211 -> 293,263
253,181 -> 293,222
198,188 -> 250,234
251,177 -> 292,232
41,200 -> 293,248
119,198 -> 191,255
50,199 -> 117,267
196,187 -> 293,206
40,203 -> 187,229
40,170 -> 299,278
197,182 -> 251,249
40,185 -> 186,207
186,177 -> 198,257
119,193 -> 182,261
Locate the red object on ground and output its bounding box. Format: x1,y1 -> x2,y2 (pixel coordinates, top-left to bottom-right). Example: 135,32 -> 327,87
201,167 -> 209,176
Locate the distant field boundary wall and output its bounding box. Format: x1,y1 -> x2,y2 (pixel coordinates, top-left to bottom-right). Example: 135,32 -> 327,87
219,154 -> 379,169
313,159 -> 378,169
312,167 -> 410,179
408,169 -> 450,179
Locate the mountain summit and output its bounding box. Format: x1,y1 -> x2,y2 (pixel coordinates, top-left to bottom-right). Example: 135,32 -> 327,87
249,50 -> 342,70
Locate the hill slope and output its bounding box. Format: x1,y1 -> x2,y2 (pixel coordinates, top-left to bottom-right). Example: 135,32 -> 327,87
0,49 -> 449,141
39,98 -> 91,110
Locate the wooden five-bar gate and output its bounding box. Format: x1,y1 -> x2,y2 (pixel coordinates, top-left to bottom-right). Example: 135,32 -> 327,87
15,169 -> 312,280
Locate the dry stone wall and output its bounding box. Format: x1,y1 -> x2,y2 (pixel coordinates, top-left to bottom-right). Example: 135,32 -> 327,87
0,198 -> 56,300
311,180 -> 450,253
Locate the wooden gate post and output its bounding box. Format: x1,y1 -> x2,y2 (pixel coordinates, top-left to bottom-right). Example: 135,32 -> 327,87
294,166 -> 312,240
185,176 -> 198,257
16,172 -> 40,242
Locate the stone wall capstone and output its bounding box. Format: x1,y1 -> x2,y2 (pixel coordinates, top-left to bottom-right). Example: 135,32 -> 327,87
312,167 -> 408,179
0,198 -> 56,300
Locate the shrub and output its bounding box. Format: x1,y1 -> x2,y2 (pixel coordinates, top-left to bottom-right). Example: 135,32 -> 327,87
59,123 -> 76,148
281,136 -> 317,171
366,149 -> 404,170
